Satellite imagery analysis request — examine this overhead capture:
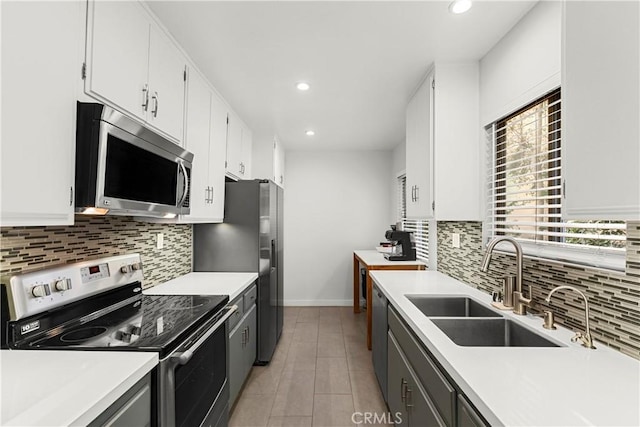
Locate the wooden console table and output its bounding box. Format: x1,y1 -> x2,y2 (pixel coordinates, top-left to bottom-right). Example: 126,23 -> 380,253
353,250 -> 426,350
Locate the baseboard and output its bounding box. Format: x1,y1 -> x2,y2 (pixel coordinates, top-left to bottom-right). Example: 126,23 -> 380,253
284,299 -> 353,307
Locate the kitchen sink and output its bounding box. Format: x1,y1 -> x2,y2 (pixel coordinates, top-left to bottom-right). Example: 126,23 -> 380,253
406,296 -> 502,318
431,318 -> 561,347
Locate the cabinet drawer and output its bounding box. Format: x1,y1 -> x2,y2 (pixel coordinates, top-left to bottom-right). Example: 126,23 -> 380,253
243,284 -> 257,312
388,306 -> 456,427
228,295 -> 244,332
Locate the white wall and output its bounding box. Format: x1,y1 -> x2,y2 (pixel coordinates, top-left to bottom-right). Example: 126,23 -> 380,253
389,140 -> 406,224
284,150 -> 392,305
479,1 -> 561,125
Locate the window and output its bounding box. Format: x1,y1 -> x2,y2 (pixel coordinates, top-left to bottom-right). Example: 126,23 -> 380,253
485,88 -> 626,270
397,174 -> 429,262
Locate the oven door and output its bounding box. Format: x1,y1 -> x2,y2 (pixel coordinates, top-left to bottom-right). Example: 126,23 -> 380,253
158,305 -> 236,427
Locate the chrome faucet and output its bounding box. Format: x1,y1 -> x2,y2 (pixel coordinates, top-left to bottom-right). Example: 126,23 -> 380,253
480,236 -> 531,315
546,286 -> 596,349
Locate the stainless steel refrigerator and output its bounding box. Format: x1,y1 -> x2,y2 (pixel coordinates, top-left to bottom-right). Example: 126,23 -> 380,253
193,179 -> 284,364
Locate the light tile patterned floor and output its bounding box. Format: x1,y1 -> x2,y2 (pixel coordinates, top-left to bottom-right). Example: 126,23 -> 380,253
229,307 -> 389,427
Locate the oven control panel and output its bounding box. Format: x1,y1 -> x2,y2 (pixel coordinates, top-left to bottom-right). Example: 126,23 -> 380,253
6,254 -> 144,321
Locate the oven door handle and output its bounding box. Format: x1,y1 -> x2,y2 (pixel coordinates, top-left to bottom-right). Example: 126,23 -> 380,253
170,305 -> 237,366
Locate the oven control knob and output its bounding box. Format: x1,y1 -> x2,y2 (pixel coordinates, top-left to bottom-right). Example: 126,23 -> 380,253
130,262 -> 142,271
120,265 -> 130,274
31,284 -> 50,298
54,279 -> 71,292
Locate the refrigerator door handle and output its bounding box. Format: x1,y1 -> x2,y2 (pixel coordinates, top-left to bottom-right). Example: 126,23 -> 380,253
271,239 -> 277,269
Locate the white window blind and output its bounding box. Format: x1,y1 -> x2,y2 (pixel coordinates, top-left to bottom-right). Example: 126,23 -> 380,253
398,174 -> 429,263
485,88 -> 626,270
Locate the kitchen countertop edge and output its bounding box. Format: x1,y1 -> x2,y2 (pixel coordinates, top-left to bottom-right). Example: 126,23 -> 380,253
370,270 -> 640,427
1,350 -> 158,427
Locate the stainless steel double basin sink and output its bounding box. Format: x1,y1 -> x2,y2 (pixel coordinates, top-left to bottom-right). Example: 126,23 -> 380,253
406,295 -> 560,348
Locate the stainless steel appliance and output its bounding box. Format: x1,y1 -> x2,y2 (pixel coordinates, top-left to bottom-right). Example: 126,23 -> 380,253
75,102 -> 193,219
194,179 -> 283,364
2,254 -> 234,427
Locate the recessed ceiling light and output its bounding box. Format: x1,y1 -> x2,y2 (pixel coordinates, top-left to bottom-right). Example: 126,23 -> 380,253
296,82 -> 310,91
449,0 -> 472,14
305,130 -> 315,136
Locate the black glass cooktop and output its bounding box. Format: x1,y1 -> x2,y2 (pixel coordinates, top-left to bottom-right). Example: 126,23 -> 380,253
8,283 -> 228,357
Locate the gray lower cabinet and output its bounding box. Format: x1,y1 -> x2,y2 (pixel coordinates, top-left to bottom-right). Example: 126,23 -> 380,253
372,284 -> 388,402
229,284 -> 258,406
388,331 -> 445,427
386,305 -> 487,427
457,395 -> 485,427
89,374 -> 151,427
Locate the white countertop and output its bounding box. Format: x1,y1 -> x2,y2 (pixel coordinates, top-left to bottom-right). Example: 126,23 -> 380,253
1,350 -> 157,426
370,270 -> 640,427
144,272 -> 258,301
355,249 -> 426,267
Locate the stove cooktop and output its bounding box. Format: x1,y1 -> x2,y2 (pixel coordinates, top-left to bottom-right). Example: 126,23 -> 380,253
8,284 -> 228,356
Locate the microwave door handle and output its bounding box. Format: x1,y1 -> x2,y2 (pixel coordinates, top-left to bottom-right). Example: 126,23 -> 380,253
170,305 -> 237,365
177,161 -> 189,207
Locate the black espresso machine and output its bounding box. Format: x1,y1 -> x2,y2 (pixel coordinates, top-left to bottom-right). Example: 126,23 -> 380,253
383,226 -> 416,261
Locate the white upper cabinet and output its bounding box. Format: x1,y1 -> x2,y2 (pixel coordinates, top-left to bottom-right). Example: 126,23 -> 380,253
179,69 -> 227,223
274,136 -> 286,188
433,63 -> 481,221
226,113 -> 252,180
180,68 -> 213,223
147,25 -> 186,141
208,91 -> 230,221
1,1 -> 82,226
562,1 -> 639,220
405,63 -> 480,221
85,1 -> 186,144
251,135 -> 285,187
405,73 -> 434,219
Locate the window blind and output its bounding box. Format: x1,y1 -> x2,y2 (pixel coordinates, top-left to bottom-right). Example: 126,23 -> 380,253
485,88 -> 626,268
398,174 -> 429,262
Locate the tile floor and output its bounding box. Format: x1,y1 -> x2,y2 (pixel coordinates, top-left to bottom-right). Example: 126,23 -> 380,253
229,306 -> 389,427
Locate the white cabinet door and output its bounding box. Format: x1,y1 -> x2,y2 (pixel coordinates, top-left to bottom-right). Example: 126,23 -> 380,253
147,25 -> 186,142
209,91 -> 229,222
87,1 -> 149,121
433,63 -> 481,221
562,1 -> 640,220
274,136 -> 285,187
405,73 -> 434,219
241,126 -> 253,179
87,1 -> 186,145
181,69 -> 213,222
226,113 -> 243,179
1,1 -> 81,226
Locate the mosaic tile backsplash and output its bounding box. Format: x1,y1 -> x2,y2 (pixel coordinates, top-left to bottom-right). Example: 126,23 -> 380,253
1,216 -> 192,288
437,221 -> 640,360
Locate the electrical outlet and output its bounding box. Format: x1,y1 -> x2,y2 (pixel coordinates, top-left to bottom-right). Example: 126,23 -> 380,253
451,233 -> 461,248
156,233 -> 164,250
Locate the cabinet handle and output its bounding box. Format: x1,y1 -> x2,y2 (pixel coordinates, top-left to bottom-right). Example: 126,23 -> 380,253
415,185 -> 419,202
242,327 -> 246,347
205,187 -> 209,204
247,325 -> 250,343
142,84 -> 149,111
209,186 -> 214,204
152,91 -> 159,118
400,378 -> 407,403
280,175 -> 283,184
405,385 -> 414,408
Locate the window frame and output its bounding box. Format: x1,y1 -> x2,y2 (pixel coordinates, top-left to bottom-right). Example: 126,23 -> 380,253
484,88 -> 626,272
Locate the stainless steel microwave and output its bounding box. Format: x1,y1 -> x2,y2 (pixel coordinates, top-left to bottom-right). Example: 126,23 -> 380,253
75,102 -> 193,218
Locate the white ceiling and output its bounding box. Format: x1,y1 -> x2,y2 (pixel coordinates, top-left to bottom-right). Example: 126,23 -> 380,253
147,1 -> 537,151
